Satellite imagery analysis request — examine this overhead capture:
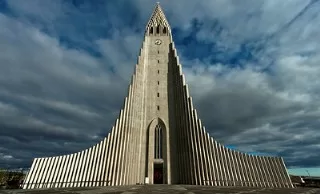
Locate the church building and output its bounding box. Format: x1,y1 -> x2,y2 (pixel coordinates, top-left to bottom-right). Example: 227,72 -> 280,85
22,3 -> 293,189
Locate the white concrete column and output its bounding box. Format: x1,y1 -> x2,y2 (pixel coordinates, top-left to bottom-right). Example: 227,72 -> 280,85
274,157 -> 286,187
228,149 -> 237,186
24,158 -> 38,189
223,146 -> 232,186
236,152 -> 246,186
66,154 -> 76,187
123,84 -> 133,186
247,156 -> 257,187
198,122 -> 210,185
51,156 -> 62,188
123,85 -> 133,185
253,156 -> 263,187
105,128 -> 115,186
115,109 -> 125,186
128,75 -> 137,185
221,144 -> 230,186
177,74 -> 183,184
261,156 -> 273,187
70,153 -> 80,187
65,154 -> 75,187
192,109 -> 206,185
278,157 -> 289,188
246,154 -> 255,187
204,132 -> 214,186
103,135 -> 111,186
33,158 -> 45,189
37,158 -> 48,188
210,139 -> 218,186
174,71 -> 183,184
182,83 -> 194,185
56,156 -> 66,188
98,138 -> 106,186
270,157 -> 282,187
240,154 -> 250,187
185,86 -> 198,185
42,157 -> 54,188
251,155 -> 262,187
280,157 -> 293,188
232,151 -> 242,186
257,156 -> 267,187
213,141 -> 222,186
85,147 -> 94,187
132,67 -> 141,185
278,157 -> 288,187
256,156 -> 266,187
76,151 -> 85,187
94,143 -> 102,186
187,97 -> 200,185
88,145 -> 97,187
118,98 -> 129,185
109,119 -> 120,186
94,141 -> 103,186
223,149 -> 234,186
179,74 -> 187,184
81,149 -> 89,187
35,158 -> 46,189
47,157 -> 58,188
265,157 -> 277,187
61,155 -> 71,187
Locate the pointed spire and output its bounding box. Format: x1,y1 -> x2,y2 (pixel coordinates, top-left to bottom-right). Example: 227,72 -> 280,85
146,3 -> 170,30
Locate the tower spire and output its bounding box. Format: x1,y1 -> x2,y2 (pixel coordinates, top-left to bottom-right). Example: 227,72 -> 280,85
146,3 -> 171,34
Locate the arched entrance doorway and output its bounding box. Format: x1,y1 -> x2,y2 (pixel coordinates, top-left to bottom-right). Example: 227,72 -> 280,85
153,124 -> 163,184
147,118 -> 167,184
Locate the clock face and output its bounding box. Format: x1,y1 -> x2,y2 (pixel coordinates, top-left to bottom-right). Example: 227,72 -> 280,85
155,39 -> 162,45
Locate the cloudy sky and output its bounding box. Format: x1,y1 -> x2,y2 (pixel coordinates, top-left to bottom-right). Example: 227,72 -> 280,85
0,0 -> 319,175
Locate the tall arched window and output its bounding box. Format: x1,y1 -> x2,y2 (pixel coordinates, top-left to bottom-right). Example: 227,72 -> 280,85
154,124 -> 163,159
156,25 -> 160,34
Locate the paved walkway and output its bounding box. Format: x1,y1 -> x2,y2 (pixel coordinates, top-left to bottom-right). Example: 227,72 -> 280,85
0,185 -> 319,194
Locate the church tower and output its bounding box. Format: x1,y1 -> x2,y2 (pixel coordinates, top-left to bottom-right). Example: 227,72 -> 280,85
22,3 -> 293,189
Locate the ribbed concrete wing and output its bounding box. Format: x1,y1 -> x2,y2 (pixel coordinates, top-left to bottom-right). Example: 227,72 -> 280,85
22,3 -> 293,189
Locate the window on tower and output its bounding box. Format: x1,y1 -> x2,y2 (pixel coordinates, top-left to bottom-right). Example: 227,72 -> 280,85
149,27 -> 153,35
154,124 -> 163,159
163,27 -> 167,34
156,25 -> 160,34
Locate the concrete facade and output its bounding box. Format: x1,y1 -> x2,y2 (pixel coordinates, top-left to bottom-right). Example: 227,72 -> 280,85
22,3 -> 293,189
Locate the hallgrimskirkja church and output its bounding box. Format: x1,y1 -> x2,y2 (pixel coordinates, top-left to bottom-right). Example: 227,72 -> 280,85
22,3 -> 293,189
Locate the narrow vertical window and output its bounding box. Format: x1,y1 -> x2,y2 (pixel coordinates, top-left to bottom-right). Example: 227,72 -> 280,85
156,25 -> 160,34
154,124 -> 163,159
149,27 -> 153,35
157,106 -> 160,111
158,70 -> 160,74
157,93 -> 159,97
163,27 -> 167,34
157,81 -> 160,85
158,50 -> 160,54
158,60 -> 160,63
